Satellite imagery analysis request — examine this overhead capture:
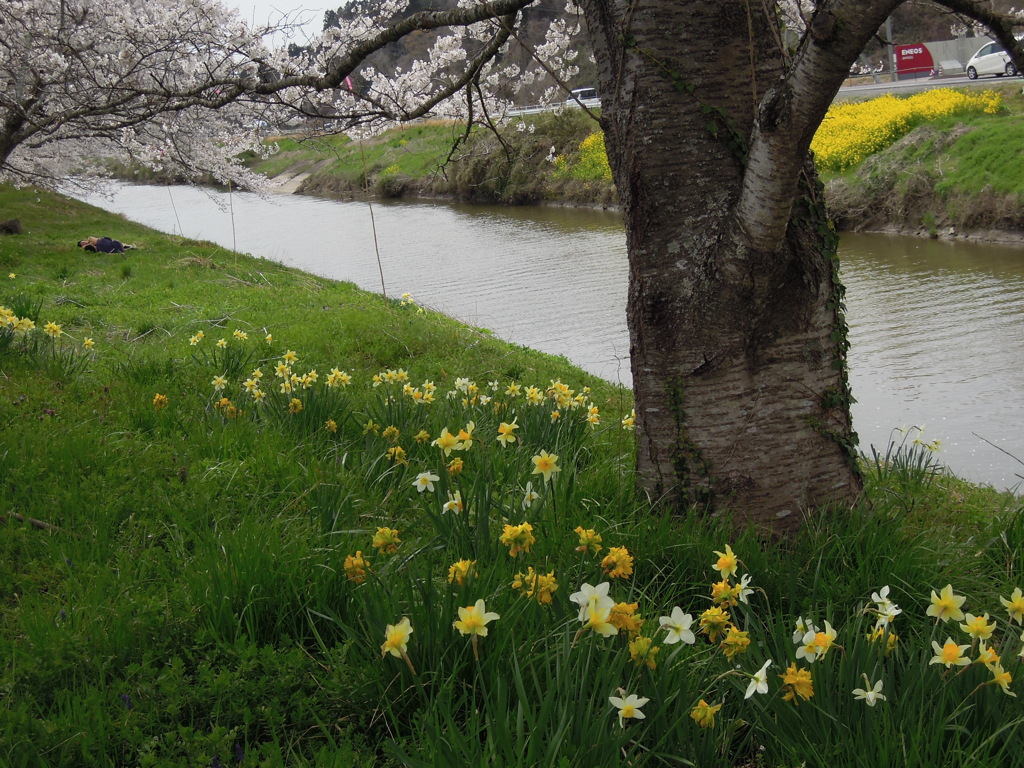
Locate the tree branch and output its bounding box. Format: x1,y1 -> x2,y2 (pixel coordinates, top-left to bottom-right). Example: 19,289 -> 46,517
733,0 -> 900,253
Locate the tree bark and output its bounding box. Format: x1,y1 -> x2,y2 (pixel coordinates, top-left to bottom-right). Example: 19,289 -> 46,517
581,0 -> 866,532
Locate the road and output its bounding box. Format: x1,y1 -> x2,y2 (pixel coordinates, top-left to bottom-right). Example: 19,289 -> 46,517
838,71 -> 1022,99
509,73 -> 1021,116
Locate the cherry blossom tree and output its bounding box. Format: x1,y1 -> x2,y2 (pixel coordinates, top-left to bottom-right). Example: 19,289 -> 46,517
5,0 -> 1022,530
0,0 -> 273,186
280,0 -> 1022,531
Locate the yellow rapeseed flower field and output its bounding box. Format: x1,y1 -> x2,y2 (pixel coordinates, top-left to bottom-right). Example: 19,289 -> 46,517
811,89 -> 1002,172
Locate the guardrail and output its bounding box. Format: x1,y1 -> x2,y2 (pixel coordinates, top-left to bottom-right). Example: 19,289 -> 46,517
507,97 -> 601,117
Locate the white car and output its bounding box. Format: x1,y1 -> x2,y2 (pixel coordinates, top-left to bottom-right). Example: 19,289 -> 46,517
966,41 -> 1017,79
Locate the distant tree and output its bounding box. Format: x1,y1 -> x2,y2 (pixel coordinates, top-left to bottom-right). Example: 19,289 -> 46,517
0,0 -> 276,187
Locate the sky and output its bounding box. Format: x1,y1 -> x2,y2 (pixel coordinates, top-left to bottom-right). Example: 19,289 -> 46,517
230,0 -> 329,42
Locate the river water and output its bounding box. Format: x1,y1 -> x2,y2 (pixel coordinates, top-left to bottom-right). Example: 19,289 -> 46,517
76,184 -> 1024,491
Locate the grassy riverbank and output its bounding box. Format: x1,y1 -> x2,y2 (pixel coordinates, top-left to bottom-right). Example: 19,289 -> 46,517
2,185 -> 1023,767
248,84 -> 1024,237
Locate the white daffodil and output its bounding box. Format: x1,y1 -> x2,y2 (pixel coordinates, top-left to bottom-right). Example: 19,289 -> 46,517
658,606 -> 696,645
569,582 -> 614,621
745,659 -> 772,699
852,677 -> 886,707
413,471 -> 439,493
609,693 -> 649,728
737,573 -> 754,604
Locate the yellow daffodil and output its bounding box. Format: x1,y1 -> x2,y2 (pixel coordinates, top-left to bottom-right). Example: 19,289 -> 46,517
689,699 -> 722,728
448,559 -> 475,586
531,450 -> 560,483
720,625 -> 751,660
512,567 -> 558,605
976,642 -> 1000,668
381,617 -> 416,674
496,420 -> 519,447
930,637 -> 971,668
1000,587 -> 1024,625
573,525 -> 602,556
988,662 -> 1016,696
282,350 -> 298,363
927,584 -> 967,623
454,599 -> 500,662
608,602 -> 643,636
699,606 -> 732,643
500,522 -> 535,558
43,321 -> 62,338
211,374 -> 228,391
372,527 -> 401,555
629,636 -> 660,669
866,626 -> 899,655
232,329 -> 247,340
712,544 -> 738,579
83,338 -> 95,349
506,382 -> 521,397
959,613 -> 995,641
344,551 -> 369,583
456,421 -> 475,450
601,546 -> 634,579
711,579 -> 737,607
780,664 -> 814,703
582,603 -> 618,637
621,408 -> 636,429
216,338 -> 228,349
381,616 -> 413,658
432,428 -> 460,456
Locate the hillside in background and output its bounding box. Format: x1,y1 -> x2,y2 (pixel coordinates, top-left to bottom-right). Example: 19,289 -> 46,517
311,0 -> 1021,88
318,0 -> 595,106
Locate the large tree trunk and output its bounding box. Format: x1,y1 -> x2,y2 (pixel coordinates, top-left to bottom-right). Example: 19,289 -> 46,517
581,1 -> 865,532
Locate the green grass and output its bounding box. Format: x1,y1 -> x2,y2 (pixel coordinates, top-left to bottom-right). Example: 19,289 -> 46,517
247,109 -> 615,205
249,122 -> 469,187
823,85 -> 1024,232
933,115 -> 1024,197
1,184 -> 1023,767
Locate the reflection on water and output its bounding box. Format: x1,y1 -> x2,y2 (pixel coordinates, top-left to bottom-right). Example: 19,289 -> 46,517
75,184 -> 1024,491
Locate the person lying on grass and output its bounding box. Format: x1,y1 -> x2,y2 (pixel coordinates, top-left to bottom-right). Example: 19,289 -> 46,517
77,236 -> 134,254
